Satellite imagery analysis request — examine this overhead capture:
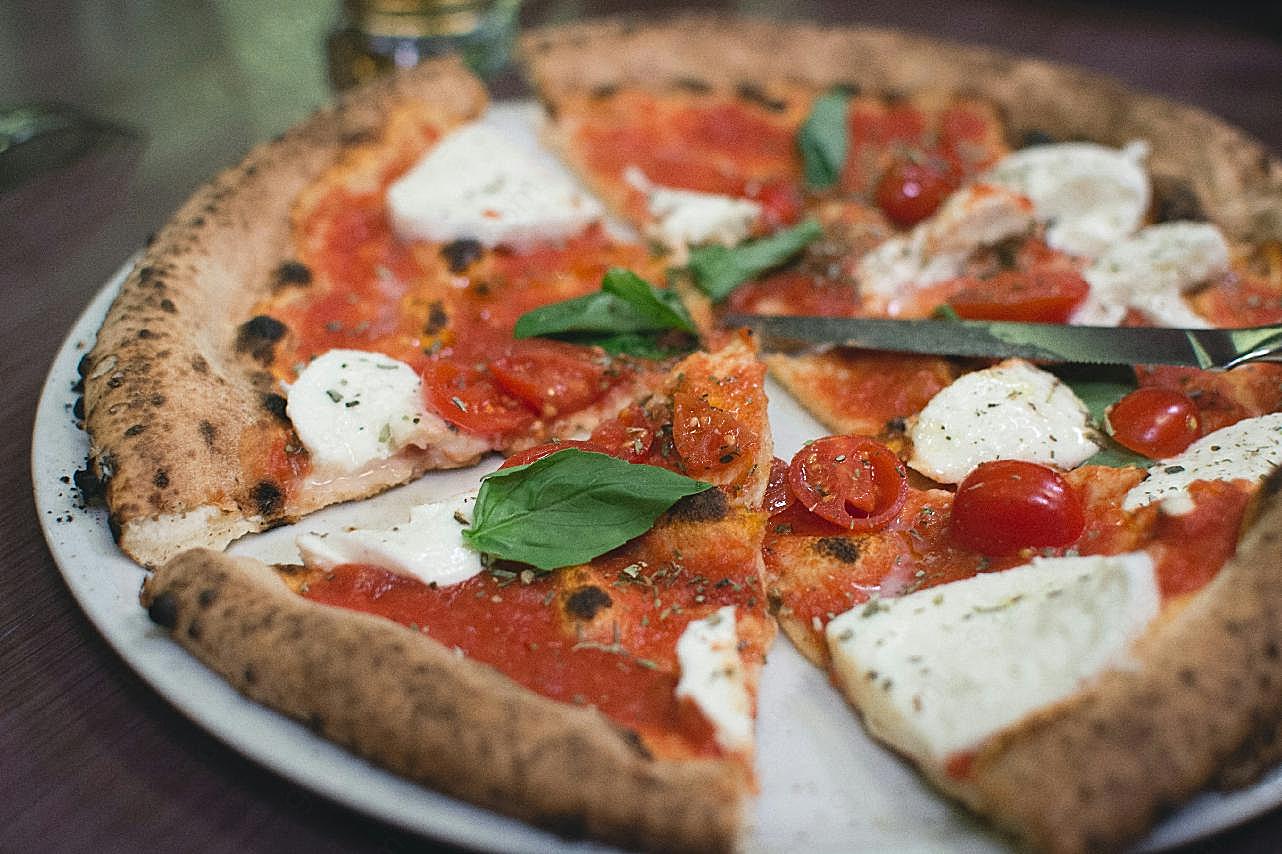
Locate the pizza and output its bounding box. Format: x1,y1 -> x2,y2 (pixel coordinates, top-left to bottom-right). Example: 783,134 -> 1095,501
75,13 -> 1282,854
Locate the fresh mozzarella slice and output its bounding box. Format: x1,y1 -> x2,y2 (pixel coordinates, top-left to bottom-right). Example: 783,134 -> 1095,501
625,166 -> 761,257
297,490 -> 484,588
1073,222 -> 1229,327
857,184 -> 1034,314
982,140 -> 1150,258
826,552 -> 1159,766
388,122 -> 603,249
675,606 -> 753,753
1123,412 -> 1282,515
907,359 -> 1100,484
287,349 -> 442,475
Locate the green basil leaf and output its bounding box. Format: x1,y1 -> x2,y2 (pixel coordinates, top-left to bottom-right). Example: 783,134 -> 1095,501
688,218 -> 823,302
799,89 -> 850,190
591,331 -> 692,360
1051,364 -> 1137,424
462,449 -> 712,570
1083,439 -> 1151,469
513,268 -> 696,357
932,304 -> 962,322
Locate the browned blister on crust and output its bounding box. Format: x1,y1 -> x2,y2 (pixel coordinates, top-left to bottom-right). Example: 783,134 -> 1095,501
84,59 -> 487,567
522,14 -> 1282,243
140,549 -> 747,852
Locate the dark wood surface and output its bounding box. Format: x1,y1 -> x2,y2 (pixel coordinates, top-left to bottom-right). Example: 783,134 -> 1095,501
3,2 -> 1281,851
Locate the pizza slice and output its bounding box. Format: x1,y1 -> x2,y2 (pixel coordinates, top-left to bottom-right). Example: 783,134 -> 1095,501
139,337 -> 774,851
83,58 -> 696,568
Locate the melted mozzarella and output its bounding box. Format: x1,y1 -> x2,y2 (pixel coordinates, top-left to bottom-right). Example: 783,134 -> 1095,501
675,606 -> 753,753
625,167 -> 761,257
297,490 -> 483,588
388,122 -> 603,249
982,140 -> 1150,258
826,552 -> 1159,765
856,184 -> 1034,313
287,349 -> 442,475
907,359 -> 1099,484
1073,222 -> 1228,327
1123,412 -> 1282,514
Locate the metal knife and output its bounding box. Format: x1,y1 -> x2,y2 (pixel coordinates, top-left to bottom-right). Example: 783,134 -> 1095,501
723,314 -> 1282,371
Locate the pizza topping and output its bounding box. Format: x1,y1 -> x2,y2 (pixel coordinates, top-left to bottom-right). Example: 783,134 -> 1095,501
489,339 -> 612,418
907,359 -> 1100,484
786,436 -> 908,531
981,140 -> 1150,258
1074,222 -> 1228,327
625,167 -> 762,257
675,606 -> 753,753
1105,387 -> 1202,459
856,184 -> 1034,314
798,89 -> 850,190
387,121 -> 604,249
687,217 -> 823,302
1122,412 -> 1282,514
825,551 -> 1159,764
950,460 -> 1086,555
296,491 -> 483,588
462,448 -> 712,570
420,358 -> 536,442
944,268 -> 1089,323
513,267 -> 697,358
873,156 -> 956,229
286,349 -> 450,474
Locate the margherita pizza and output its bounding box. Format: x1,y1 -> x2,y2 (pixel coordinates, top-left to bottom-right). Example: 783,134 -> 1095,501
75,13 -> 1282,854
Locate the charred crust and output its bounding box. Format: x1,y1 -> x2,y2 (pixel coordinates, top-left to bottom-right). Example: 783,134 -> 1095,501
72,396 -> 85,421
590,83 -> 618,99
107,512 -> 123,543
273,260 -> 313,289
1018,128 -> 1056,148
198,587 -> 218,608
440,238 -> 484,273
250,480 -> 285,516
236,315 -> 288,364
137,328 -> 156,339
1152,175 -> 1206,223
423,300 -> 449,336
153,469 -> 170,489
673,76 -> 711,94
73,464 -> 107,504
564,585 -> 613,621
263,392 -> 290,422
199,420 -> 217,446
124,424 -> 146,438
667,488 -> 730,523
146,591 -> 179,629
191,354 -> 209,374
884,417 -> 908,434
76,353 -> 91,378
615,724 -> 653,760
159,298 -> 177,314
814,536 -> 860,563
735,82 -> 787,113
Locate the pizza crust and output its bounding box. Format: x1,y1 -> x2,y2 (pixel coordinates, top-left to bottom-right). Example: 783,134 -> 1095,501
83,59 -> 487,567
522,14 -> 1282,243
140,548 -> 747,852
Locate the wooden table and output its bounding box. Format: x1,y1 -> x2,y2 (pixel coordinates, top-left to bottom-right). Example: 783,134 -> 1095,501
3,2 -> 1280,851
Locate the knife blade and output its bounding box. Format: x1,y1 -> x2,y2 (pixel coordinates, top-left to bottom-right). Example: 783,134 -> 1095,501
723,314 -> 1282,370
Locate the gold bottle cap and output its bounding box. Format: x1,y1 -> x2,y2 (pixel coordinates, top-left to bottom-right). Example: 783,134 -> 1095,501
344,0 -> 488,38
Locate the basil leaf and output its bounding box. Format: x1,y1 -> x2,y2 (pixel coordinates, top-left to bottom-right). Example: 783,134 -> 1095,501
462,449 -> 712,570
799,90 -> 850,190
592,331 -> 692,360
1052,365 -> 1147,468
688,218 -> 823,302
1083,439 -> 1151,469
600,268 -> 696,333
932,304 -> 962,322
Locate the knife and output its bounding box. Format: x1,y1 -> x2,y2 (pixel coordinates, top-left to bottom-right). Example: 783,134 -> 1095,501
723,314 -> 1282,371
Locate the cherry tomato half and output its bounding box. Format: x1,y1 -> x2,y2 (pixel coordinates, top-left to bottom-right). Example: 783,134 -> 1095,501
874,158 -> 955,229
950,460 -> 1085,556
945,269 -> 1090,323
421,358 -> 535,442
787,436 -> 908,531
590,403 -> 657,463
1105,387 -> 1202,459
763,457 -> 794,515
489,339 -> 611,419
499,439 -> 607,469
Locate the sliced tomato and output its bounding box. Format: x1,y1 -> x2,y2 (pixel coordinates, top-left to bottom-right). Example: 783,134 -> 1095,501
763,457 -> 794,514
945,269 -> 1089,323
421,358 -> 535,441
672,392 -> 750,474
590,403 -> 657,463
489,339 -> 611,419
950,460 -> 1085,556
786,436 -> 908,531
873,157 -> 954,228
1105,387 -> 1201,459
750,178 -> 804,229
499,439 -> 608,469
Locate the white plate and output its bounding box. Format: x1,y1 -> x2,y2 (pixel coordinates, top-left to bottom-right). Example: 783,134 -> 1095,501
32,102 -> 1282,852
